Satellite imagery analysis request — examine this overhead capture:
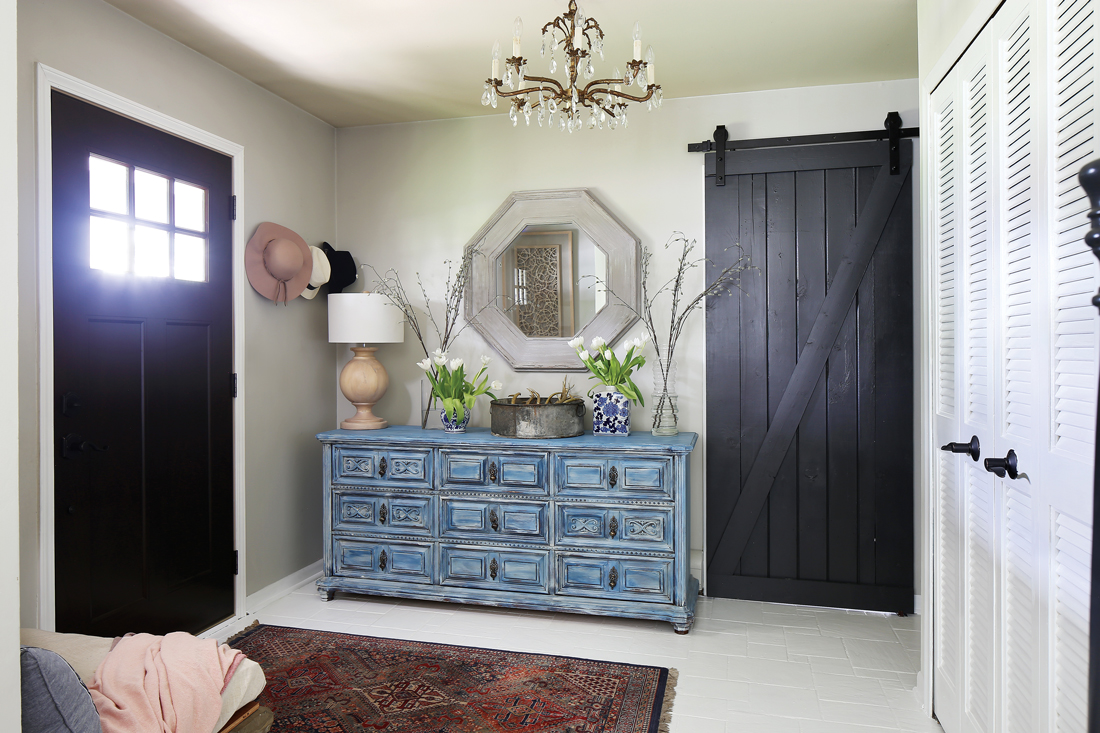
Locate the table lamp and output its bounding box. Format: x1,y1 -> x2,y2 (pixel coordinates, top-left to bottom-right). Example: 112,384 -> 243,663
328,292 -> 404,429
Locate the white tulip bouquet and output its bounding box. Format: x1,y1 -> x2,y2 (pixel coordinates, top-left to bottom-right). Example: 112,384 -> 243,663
417,351 -> 502,423
569,334 -> 649,405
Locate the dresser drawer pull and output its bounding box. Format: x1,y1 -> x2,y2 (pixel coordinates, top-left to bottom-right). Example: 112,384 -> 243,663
609,567 -> 618,589
489,558 -> 499,580
489,509 -> 499,531
379,503 -> 388,524
379,550 -> 387,571
609,466 -> 618,488
609,516 -> 618,538
378,457 -> 387,477
488,461 -> 497,483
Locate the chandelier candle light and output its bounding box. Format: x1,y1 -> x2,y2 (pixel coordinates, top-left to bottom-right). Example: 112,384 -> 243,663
481,1 -> 662,131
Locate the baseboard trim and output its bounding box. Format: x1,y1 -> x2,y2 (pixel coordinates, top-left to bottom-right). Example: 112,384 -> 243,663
246,559 -> 323,614
913,594 -> 921,615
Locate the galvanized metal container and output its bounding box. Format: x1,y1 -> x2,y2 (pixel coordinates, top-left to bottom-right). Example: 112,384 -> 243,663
490,399 -> 586,439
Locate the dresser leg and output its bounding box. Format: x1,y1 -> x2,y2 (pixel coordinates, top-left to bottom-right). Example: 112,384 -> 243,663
672,617 -> 694,634
319,589 -> 335,602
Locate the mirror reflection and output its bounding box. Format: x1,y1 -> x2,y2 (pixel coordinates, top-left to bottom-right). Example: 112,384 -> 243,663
495,223 -> 608,338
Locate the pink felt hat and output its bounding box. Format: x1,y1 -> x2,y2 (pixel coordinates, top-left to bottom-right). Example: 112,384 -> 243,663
245,222 -> 313,303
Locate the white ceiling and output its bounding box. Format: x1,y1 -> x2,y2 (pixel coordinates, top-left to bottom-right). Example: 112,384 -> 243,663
102,0 -> 918,128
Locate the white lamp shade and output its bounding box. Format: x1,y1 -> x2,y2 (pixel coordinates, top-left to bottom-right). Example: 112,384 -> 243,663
328,292 -> 405,344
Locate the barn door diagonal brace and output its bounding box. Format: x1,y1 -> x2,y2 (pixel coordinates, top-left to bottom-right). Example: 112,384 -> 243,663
709,143 -> 912,573
689,113 -> 918,186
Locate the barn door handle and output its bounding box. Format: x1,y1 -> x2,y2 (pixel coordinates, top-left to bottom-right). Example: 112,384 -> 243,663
489,509 -> 500,531
984,450 -> 1029,482
378,457 -> 387,477
941,435 -> 980,461
488,461 -> 497,483
609,466 -> 618,488
61,433 -> 109,460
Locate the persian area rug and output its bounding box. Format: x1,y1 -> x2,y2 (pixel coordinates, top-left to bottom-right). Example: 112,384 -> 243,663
227,623 -> 676,733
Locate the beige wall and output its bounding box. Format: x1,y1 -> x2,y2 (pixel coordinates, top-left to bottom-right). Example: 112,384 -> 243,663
2,0 -> 22,722
17,0 -> 337,624
917,0 -> 1000,83
335,79 -> 920,578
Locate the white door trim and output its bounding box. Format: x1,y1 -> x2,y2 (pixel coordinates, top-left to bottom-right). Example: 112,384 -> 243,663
917,73 -> 936,717
34,64 -> 248,630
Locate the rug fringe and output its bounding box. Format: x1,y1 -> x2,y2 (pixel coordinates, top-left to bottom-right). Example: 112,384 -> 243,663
224,619 -> 260,645
658,667 -> 678,733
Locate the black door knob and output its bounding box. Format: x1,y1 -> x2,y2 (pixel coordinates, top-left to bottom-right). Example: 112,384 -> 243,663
984,449 -> 1024,480
941,435 -> 980,461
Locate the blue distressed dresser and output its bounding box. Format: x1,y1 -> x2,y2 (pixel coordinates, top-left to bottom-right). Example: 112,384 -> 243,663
316,427 -> 699,633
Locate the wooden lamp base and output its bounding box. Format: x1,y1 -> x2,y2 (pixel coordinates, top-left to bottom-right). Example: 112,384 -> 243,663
339,346 -> 389,430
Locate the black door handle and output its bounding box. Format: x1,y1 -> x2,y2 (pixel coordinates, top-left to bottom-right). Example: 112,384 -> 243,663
61,433 -> 109,460
941,435 -> 980,461
984,449 -> 1028,481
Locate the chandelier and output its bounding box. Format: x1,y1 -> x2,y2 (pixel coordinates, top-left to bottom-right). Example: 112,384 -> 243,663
480,0 -> 662,131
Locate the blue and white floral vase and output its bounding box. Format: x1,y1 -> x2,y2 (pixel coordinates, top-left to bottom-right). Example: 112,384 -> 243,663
440,408 -> 471,434
592,390 -> 631,436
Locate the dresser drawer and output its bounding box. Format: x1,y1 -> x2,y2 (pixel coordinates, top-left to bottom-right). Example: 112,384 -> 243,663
440,498 -> 548,543
554,455 -> 672,499
440,450 -> 548,494
333,491 -> 433,536
439,544 -> 550,593
332,446 -> 432,489
556,504 -> 674,552
333,538 -> 433,584
555,554 -> 673,604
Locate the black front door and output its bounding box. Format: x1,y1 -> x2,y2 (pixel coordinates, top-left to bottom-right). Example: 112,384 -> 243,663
52,91 -> 234,635
705,139 -> 914,612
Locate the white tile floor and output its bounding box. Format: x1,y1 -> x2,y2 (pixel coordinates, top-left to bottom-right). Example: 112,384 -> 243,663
221,584 -> 942,733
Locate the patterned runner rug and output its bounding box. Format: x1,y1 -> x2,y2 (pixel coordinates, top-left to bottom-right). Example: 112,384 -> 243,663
227,623 -> 676,733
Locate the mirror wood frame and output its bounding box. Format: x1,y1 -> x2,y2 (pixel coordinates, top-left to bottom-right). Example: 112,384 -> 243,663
465,189 -> 640,370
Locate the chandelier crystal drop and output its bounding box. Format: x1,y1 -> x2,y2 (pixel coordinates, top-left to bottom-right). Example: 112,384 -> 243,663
482,1 -> 661,132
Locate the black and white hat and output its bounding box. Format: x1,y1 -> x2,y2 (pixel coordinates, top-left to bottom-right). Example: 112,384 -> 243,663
300,246 -> 331,300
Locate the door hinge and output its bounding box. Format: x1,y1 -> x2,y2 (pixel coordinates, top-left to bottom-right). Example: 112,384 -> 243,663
230,195 -> 237,220
233,550 -> 239,575
232,373 -> 237,398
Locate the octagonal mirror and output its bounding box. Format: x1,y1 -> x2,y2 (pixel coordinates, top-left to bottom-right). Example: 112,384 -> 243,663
465,189 -> 640,370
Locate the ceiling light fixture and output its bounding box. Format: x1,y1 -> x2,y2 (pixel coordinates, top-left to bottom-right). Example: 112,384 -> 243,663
480,1 -> 661,131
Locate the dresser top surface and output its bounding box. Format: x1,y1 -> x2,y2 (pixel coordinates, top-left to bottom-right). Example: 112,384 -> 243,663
317,426 -> 697,453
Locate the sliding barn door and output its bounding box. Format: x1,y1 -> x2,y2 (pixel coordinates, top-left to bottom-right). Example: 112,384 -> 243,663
930,0 -> 1099,730
705,139 -> 914,613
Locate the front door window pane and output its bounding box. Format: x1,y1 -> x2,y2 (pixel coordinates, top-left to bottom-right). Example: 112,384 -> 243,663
89,156 -> 128,215
134,225 -> 169,278
87,155 -> 210,282
134,169 -> 169,224
174,181 -> 206,232
174,233 -> 206,282
89,216 -> 129,273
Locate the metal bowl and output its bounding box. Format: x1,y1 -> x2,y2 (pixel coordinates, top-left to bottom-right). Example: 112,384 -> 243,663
489,398 -> 586,439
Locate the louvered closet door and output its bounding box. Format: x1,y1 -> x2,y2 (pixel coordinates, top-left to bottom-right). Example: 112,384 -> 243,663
932,65 -> 967,733
1043,0 -> 1098,729
929,0 -> 1099,731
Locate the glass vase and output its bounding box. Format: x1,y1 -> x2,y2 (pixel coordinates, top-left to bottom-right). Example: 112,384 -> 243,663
420,379 -> 443,430
651,357 -> 679,436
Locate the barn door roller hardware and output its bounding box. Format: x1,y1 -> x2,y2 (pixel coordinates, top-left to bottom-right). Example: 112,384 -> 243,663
688,111 -> 918,186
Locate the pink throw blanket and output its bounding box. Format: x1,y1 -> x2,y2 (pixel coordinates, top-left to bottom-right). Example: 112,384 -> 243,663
89,632 -> 244,733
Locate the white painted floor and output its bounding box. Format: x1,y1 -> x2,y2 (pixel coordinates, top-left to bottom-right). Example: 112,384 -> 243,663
221,585 -> 942,733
